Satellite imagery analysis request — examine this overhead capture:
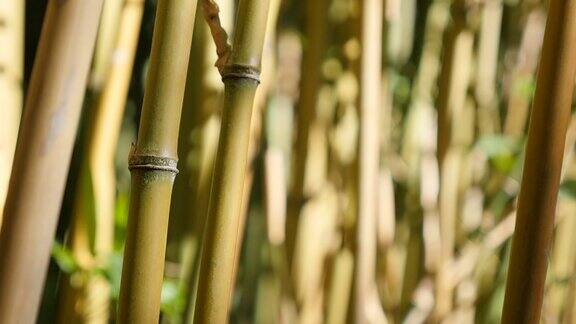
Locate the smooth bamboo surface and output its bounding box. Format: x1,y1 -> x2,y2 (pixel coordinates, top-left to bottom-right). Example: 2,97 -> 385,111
117,0 -> 197,322
355,0 -> 385,323
0,0 -> 23,221
194,0 -> 271,322
0,0 -> 104,322
502,0 -> 576,322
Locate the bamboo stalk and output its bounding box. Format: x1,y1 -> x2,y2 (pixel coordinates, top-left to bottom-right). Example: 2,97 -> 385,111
501,0 -> 576,322
0,0 -> 104,322
355,0 -> 386,323
475,0 -> 503,135
287,0 -> 329,261
194,0 -> 271,321
117,0 -> 197,322
57,0 -> 144,321
436,0 -> 474,164
0,0 -> 23,221
90,0 -> 124,90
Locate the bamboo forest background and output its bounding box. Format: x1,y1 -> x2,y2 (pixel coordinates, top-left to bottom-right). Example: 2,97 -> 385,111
4,0 -> 576,323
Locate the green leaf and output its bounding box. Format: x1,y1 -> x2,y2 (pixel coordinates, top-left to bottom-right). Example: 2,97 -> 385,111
560,180 -> 576,198
51,242 -> 79,274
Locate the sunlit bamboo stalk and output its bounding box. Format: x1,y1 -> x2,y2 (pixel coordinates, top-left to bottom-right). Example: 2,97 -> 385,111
90,0 -> 124,90
502,0 -> 576,322
0,0 -> 104,322
355,0 -> 386,323
0,0 -> 23,222
117,0 -> 197,321
194,0 -> 271,321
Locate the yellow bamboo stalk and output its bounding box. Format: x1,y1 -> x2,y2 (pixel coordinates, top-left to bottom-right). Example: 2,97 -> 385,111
0,0 -> 24,222
90,0 -> 124,90
355,0 -> 386,323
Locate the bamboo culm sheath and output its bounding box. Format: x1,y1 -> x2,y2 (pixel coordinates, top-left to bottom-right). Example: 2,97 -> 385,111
117,0 -> 197,322
502,0 -> 576,323
194,0 -> 271,322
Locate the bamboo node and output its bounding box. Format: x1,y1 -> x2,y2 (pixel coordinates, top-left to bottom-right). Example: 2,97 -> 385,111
128,154 -> 179,174
221,64 -> 261,83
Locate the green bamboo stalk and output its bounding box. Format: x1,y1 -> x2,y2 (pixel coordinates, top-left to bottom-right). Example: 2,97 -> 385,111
194,0 -> 271,322
0,0 -> 104,322
57,0 -> 145,321
502,0 -> 576,322
0,0 -> 23,221
117,0 -> 197,322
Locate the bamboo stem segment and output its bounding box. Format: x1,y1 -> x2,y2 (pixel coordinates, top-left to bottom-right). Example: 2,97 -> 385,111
0,0 -> 104,322
194,0 -> 271,322
0,0 -> 23,221
502,0 -> 576,322
356,0 -> 385,323
117,0 -> 197,322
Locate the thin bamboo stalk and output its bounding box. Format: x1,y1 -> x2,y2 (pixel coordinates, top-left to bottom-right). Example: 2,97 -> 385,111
194,0 -> 271,322
57,0 -> 144,321
286,0 -> 329,261
355,0 -> 385,323
0,0 -> 23,221
90,0 -> 124,90
0,0 -> 104,322
501,0 -> 576,322
117,0 -> 197,322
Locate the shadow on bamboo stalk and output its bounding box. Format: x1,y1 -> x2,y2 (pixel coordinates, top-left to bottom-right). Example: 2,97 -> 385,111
117,0 -> 197,322
0,0 -> 104,322
502,0 -> 576,322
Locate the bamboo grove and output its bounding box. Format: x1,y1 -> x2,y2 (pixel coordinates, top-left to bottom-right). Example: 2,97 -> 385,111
4,0 -> 576,323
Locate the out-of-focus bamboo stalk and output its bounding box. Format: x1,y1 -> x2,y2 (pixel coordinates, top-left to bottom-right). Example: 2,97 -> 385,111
90,0 -> 124,90
194,0 -> 271,321
355,0 -> 386,323
475,0 -> 503,135
287,0 -> 329,261
57,1 -> 144,322
117,0 -> 197,321
503,8 -> 546,138
176,3 -> 231,321
436,0 -> 474,164
0,0 -> 23,222
0,1 -> 104,322
502,0 -> 576,322
326,248 -> 354,324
